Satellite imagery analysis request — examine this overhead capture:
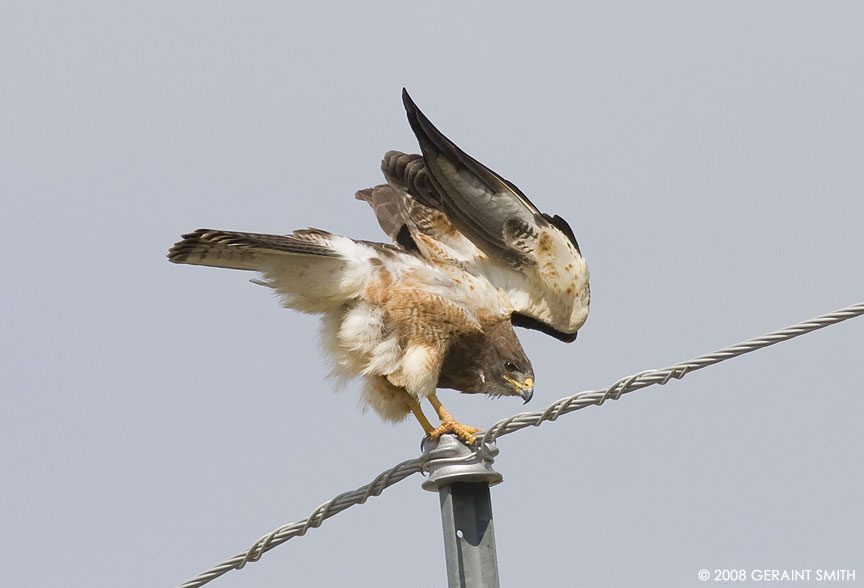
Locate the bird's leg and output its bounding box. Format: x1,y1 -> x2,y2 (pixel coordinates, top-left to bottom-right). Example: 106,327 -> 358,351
405,396 -> 435,435
426,392 -> 480,444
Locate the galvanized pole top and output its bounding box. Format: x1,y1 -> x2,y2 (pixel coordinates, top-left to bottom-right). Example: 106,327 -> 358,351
420,435 -> 503,491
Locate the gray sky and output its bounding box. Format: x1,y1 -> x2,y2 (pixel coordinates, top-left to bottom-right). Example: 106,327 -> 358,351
2,2 -> 862,587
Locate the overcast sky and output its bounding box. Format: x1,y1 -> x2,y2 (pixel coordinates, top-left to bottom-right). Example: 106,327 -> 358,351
2,2 -> 862,587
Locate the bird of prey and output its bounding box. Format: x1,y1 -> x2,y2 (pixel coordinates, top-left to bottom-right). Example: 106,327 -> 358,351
168,89 -> 590,443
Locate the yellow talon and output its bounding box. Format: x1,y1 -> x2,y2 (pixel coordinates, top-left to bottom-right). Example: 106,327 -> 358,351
428,418 -> 480,444
426,392 -> 479,445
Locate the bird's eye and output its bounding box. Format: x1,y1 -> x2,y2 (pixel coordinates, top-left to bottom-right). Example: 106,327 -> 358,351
504,361 -> 518,373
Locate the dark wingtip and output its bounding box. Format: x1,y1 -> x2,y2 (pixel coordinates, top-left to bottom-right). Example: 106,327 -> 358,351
401,88 -> 419,115
401,87 -> 427,141
167,229 -> 207,264
400,89 -> 466,172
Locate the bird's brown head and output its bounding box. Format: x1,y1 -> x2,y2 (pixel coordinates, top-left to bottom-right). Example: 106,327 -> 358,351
438,319 -> 535,403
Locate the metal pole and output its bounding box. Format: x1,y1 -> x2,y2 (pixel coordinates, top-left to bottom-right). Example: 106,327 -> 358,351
421,436 -> 503,588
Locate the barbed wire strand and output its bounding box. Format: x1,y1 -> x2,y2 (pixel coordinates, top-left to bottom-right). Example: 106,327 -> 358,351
176,301 -> 864,588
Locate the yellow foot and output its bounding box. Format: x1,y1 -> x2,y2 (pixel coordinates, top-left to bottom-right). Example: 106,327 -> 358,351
428,418 -> 480,445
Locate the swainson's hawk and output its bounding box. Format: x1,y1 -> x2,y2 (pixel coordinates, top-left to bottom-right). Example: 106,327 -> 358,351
168,90 -> 590,443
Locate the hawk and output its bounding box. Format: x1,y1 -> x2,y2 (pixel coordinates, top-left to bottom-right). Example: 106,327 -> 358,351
168,90 -> 590,443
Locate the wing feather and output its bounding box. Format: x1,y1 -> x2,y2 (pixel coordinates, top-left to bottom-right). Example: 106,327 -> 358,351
168,228 -> 388,313
168,228 -> 339,270
378,90 -> 591,337
401,89 -> 541,261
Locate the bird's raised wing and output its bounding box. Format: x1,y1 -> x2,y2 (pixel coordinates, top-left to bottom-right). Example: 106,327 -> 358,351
359,90 -> 590,341
402,89 -> 545,265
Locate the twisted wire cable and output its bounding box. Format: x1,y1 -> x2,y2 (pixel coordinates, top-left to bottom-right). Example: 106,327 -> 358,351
479,301 -> 864,446
175,301 -> 864,588
176,456 -> 424,588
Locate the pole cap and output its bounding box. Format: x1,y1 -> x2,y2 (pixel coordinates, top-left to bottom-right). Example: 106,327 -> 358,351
420,435 -> 503,491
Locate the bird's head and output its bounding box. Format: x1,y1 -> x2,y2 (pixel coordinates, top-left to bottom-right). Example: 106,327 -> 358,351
438,319 -> 535,403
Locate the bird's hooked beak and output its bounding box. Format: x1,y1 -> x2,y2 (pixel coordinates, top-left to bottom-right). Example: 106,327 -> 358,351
504,376 -> 534,404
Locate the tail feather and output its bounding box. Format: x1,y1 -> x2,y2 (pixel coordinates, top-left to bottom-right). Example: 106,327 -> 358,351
168,228 -> 338,271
